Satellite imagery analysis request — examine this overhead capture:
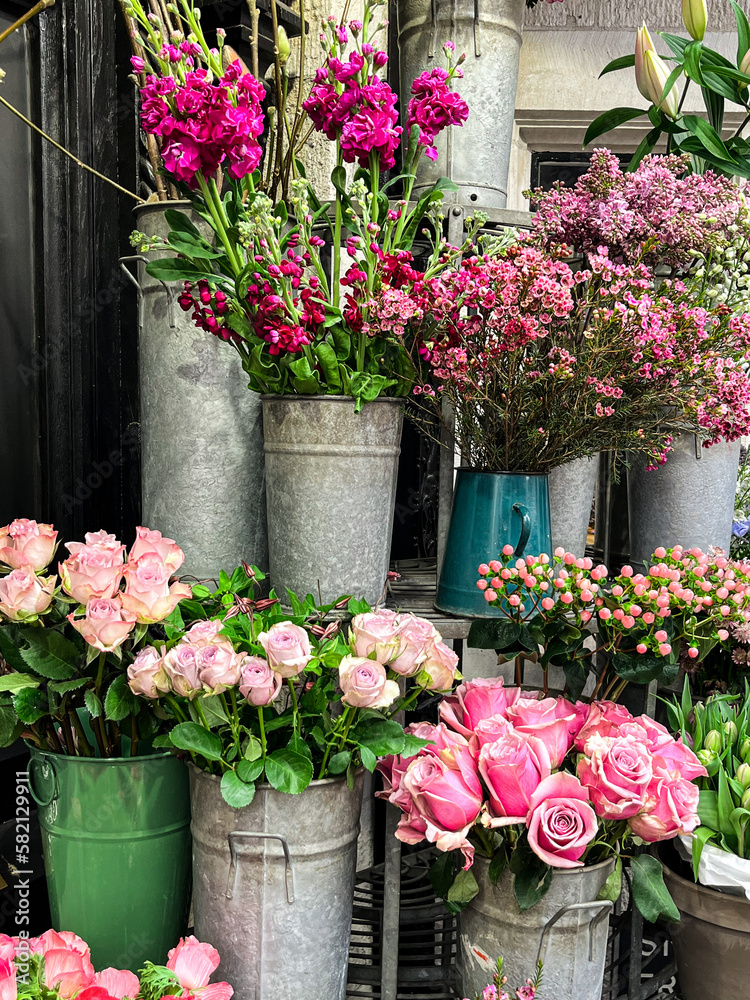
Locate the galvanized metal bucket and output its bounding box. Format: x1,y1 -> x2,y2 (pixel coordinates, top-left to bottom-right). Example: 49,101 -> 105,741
458,855 -> 615,999
190,766 -> 364,1000
28,747 -> 191,972
628,434 -> 741,569
548,455 -> 598,557
397,0 -> 526,208
261,395 -> 403,605
125,203 -> 268,580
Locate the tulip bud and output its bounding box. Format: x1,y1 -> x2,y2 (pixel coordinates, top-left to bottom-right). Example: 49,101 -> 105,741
697,748 -> 718,768
725,720 -> 739,745
741,737 -> 750,761
742,787 -> 750,811
741,50 -> 750,78
704,729 -> 723,753
635,24 -> 657,102
737,762 -> 750,789
682,0 -> 707,41
276,26 -> 291,66
643,49 -> 679,118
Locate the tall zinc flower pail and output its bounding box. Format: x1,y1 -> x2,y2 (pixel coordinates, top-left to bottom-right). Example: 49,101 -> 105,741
189,767 -> 363,1000
436,470 -> 552,617
28,747 -> 191,972
548,456 -> 598,557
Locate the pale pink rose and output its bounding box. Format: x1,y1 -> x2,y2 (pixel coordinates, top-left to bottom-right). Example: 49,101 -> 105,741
0,570 -> 55,621
479,732 -> 551,825
93,969 -> 140,1000
469,714 -> 515,758
577,734 -> 653,820
120,553 -> 192,624
59,538 -> 125,605
239,656 -> 282,707
526,772 -> 598,869
167,936 -> 233,999
400,748 -> 483,865
351,610 -> 403,661
628,771 -> 701,842
574,701 -> 634,752
43,948 -> 95,998
197,642 -> 241,694
0,519 -> 57,572
68,597 -> 137,653
67,530 -> 122,557
184,619 -> 223,644
439,677 -> 522,738
127,645 -> 169,699
405,720 -> 470,755
0,958 -> 15,1000
129,526 -> 185,572
389,615 -> 440,676
258,621 -> 312,677
420,640 -> 458,690
624,715 -> 707,782
163,642 -> 202,699
377,723 -> 470,814
339,655 -> 400,709
505,696 -> 580,768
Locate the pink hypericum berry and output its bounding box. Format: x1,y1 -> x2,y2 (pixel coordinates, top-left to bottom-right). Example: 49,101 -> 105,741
542,597 -> 554,611
654,547 -> 667,559
599,608 -> 611,620
509,594 -> 521,607
581,610 -> 592,623
502,544 -> 514,556
489,560 -> 502,573
655,630 -> 668,642
688,647 -> 699,658
622,615 -> 635,629
721,605 -> 731,616
718,629 -> 729,640
621,565 -> 634,577
492,577 -> 502,589
658,643 -> 672,655
613,608 -> 625,620
612,585 -> 624,597
484,588 -> 497,602
580,590 -> 594,602
563,553 -> 575,565
478,563 -> 490,576
560,592 -> 574,605
629,604 -> 642,616
554,547 -> 565,558
637,643 -> 648,654
477,579 -> 488,590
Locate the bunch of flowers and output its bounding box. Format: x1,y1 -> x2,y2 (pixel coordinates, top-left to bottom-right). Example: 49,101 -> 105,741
464,957 -> 542,1000
0,930 -> 231,1000
128,0 -> 474,409
471,545 -> 750,700
126,578 -> 458,806
0,520 -> 192,758
379,676 -> 702,916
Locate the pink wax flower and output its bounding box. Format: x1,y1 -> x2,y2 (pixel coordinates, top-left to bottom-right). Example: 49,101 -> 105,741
526,772 -> 598,868
0,569 -> 55,621
68,597 -> 137,653
0,519 -> 58,572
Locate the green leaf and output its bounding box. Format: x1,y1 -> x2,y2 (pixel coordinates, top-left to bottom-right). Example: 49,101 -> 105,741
12,687 -> 47,725
732,0 -> 750,65
360,745 -> 377,772
488,851 -> 507,886
352,717 -> 406,756
163,605 -> 185,641
630,854 -> 680,923
152,732 -> 174,749
145,258 -> 215,284
0,625 -> 32,672
287,733 -> 313,760
583,108 -> 647,149
170,721 -> 224,761
164,208 -> 201,238
328,750 -> 352,775
167,232 -> 224,259
0,705 -> 20,747
430,851 -> 457,899
698,789 -> 720,831
563,660 -> 588,702
314,342 -> 342,391
717,766 -> 737,840
0,674 -> 41,694
84,689 -> 103,719
48,677 -> 87,695
19,630 -> 78,679
599,53 -> 636,77
467,619 -> 521,651
446,868 -> 479,907
401,734 -> 430,759
692,825 -> 717,880
611,650 -> 678,686
659,31 -> 689,59
683,40 -> 704,86
513,858 -> 554,912
597,857 -> 623,903
221,769 -> 257,808
104,674 -> 137,722
236,758 -> 264,783
682,114 -> 734,161
264,748 -> 314,793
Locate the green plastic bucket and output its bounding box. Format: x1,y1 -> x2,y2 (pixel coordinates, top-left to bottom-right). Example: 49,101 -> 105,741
28,747 -> 191,972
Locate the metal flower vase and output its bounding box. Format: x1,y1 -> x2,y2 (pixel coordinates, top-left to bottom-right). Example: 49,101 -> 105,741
127,203 -> 268,579
548,456 -> 598,557
628,434 -> 741,569
261,395 -> 403,605
28,747 -> 191,972
459,856 -> 615,1000
189,767 -> 364,1000
436,470 -> 552,617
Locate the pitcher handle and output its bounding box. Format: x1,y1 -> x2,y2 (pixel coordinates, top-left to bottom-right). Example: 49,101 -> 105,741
28,755 -> 59,807
536,899 -> 613,965
225,831 -> 296,904
512,503 -> 532,557
119,255 -> 177,330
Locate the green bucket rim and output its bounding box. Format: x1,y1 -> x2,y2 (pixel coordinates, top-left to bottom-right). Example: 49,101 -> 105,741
25,742 -> 178,766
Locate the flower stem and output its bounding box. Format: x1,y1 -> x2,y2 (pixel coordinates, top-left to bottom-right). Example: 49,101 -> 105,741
287,678 -> 300,733
257,707 -> 267,756
333,151 -> 343,309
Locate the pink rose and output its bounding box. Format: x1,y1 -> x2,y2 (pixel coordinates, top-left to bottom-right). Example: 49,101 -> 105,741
526,772 -> 598,869
120,553 -> 192,624
129,526 -> 185,572
469,714 -> 515,758
0,570 -> 55,621
258,621 -> 312,677
127,645 -> 169,699
163,642 -> 202,698
377,723 -> 470,812
351,610 -> 402,661
60,536 -> 125,605
505,696 -> 580,768
92,969 -> 140,1000
405,720 -> 470,755
575,701 -> 634,752
68,597 -> 137,653
624,716 -> 707,782
479,732 -> 551,825
197,642 -> 241,694
183,620 -> 223,644
0,519 -> 57,572
400,748 -> 483,865
439,677 -> 522,738
339,655 -> 399,709
628,771 -> 701,842
419,640 -> 458,690
577,734 -> 653,820
239,656 -> 282,707
0,958 -> 15,1000
166,936 -> 232,999
389,615 -> 439,676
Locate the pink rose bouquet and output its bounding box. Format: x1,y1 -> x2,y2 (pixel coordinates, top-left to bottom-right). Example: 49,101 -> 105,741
379,675 -> 703,916
131,570 -> 458,807
0,521 -> 191,759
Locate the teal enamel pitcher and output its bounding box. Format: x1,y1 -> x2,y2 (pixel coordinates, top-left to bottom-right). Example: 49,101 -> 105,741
435,469 -> 552,617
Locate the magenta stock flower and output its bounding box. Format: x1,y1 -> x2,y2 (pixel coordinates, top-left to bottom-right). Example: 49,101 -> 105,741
407,66 -> 469,161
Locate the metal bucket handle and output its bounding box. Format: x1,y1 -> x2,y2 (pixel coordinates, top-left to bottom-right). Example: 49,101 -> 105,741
28,754 -> 59,807
512,503 -> 532,557
119,255 -> 177,330
226,831 -> 296,904
536,899 -> 613,965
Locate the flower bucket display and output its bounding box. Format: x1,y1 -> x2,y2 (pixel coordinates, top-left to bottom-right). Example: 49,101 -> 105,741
261,395 -> 403,606
548,455 -> 598,557
28,749 -> 191,973
435,470 -> 552,618
190,768 -> 363,1000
